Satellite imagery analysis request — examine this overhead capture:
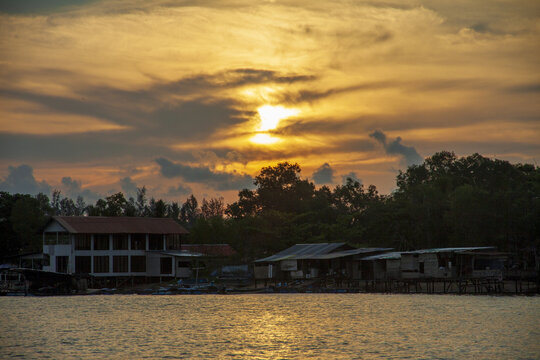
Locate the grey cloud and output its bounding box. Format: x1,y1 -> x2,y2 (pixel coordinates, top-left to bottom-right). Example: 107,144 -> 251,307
370,130 -> 423,167
278,81 -> 395,105
119,177 -> 138,198
505,83 -> 540,94
277,78 -> 491,106
0,66 -> 316,165
341,172 -> 362,185
61,176 -> 101,203
0,0 -> 97,14
158,69 -> 314,92
312,163 -> 335,185
150,100 -> 246,139
0,131 -> 184,163
155,157 -> 254,191
0,164 -> 51,195
166,184 -> 192,197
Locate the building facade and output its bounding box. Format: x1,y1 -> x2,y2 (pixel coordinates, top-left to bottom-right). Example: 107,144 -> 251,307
42,216 -> 195,278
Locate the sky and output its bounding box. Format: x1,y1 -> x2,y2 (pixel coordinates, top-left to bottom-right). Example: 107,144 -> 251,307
1,0 -> 539,204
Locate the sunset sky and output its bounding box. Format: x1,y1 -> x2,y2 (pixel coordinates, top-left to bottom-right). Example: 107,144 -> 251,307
1,0 -> 539,204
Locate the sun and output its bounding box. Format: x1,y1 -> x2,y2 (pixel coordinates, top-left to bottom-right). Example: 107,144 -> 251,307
257,105 -> 299,131
251,133 -> 280,145
250,105 -> 299,144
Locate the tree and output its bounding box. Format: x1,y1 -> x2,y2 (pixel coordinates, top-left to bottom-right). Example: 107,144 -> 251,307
10,195 -> 49,253
180,195 -> 199,227
201,197 -> 225,219
149,198 -> 167,218
167,202 -> 181,220
136,186 -> 149,216
75,196 -> 86,216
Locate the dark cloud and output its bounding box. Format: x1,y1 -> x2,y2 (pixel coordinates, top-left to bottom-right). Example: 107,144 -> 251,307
0,67 -> 316,164
505,83 -> 540,94
370,130 -> 423,167
277,78 -> 492,106
61,176 -> 101,203
119,177 -> 138,198
312,163 -> 335,184
278,81 -> 395,105
0,131 -> 183,163
155,157 -> 254,191
0,164 -> 51,195
341,172 -> 362,185
0,0 -> 97,14
166,184 -> 193,198
150,99 -> 246,139
470,23 -> 490,33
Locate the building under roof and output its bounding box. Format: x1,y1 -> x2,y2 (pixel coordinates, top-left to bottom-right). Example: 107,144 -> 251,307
402,247 -> 495,255
50,216 -> 188,234
181,244 -> 237,257
256,243 -> 393,262
255,243 -> 347,262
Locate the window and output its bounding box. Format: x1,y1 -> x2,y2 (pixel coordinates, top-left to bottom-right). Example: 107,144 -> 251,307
75,256 -> 91,273
131,234 -> 146,250
56,256 -> 69,273
44,233 -> 57,245
113,234 -> 128,250
166,234 -> 181,250
75,234 -> 91,250
160,257 -> 172,275
94,256 -> 110,273
58,232 -> 71,244
149,234 -> 163,250
94,234 -> 109,250
113,256 -> 129,272
131,256 -> 146,272
419,262 -> 425,274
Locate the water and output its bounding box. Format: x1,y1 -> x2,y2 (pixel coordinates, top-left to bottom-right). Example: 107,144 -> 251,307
1,294 -> 539,359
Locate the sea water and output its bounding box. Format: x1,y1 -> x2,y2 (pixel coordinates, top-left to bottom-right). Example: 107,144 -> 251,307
1,294 -> 539,359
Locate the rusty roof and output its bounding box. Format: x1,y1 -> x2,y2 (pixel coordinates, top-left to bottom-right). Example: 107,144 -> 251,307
49,216 -> 188,234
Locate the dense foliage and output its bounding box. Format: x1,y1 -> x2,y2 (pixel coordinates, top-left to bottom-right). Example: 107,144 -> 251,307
1,152 -> 539,261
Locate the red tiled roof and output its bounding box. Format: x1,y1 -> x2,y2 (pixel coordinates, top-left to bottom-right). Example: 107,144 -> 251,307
180,244 -> 237,257
51,216 -> 188,234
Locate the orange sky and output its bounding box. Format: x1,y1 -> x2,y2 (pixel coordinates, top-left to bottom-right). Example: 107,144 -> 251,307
1,0 -> 539,204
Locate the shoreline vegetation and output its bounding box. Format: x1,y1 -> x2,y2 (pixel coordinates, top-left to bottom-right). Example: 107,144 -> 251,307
1,151 -> 539,296
2,151 -> 539,261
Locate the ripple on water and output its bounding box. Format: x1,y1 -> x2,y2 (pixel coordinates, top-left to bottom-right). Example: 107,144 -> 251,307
0,294 -> 539,359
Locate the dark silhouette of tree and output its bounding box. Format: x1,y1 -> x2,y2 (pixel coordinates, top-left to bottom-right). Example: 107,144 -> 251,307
180,195 -> 200,227
201,197 -> 225,219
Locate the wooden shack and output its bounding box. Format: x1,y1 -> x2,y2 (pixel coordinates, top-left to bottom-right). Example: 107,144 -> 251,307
400,247 -> 499,279
254,243 -> 392,281
360,252 -> 402,280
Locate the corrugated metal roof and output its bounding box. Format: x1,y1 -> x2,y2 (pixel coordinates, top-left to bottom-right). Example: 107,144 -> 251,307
50,216 -> 189,234
149,250 -> 202,257
361,252 -> 402,261
402,246 -> 495,255
181,244 -> 237,257
311,248 -> 394,260
255,243 -> 347,262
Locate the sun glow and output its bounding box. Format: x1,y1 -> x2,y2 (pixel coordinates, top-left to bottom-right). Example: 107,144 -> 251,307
257,105 -> 299,131
250,105 -> 299,145
251,133 -> 280,145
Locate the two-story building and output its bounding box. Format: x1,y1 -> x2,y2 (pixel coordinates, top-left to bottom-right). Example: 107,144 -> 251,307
42,216 -> 196,280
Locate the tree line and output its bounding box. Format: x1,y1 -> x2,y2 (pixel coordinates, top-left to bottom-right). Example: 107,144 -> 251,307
1,151 -> 539,261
